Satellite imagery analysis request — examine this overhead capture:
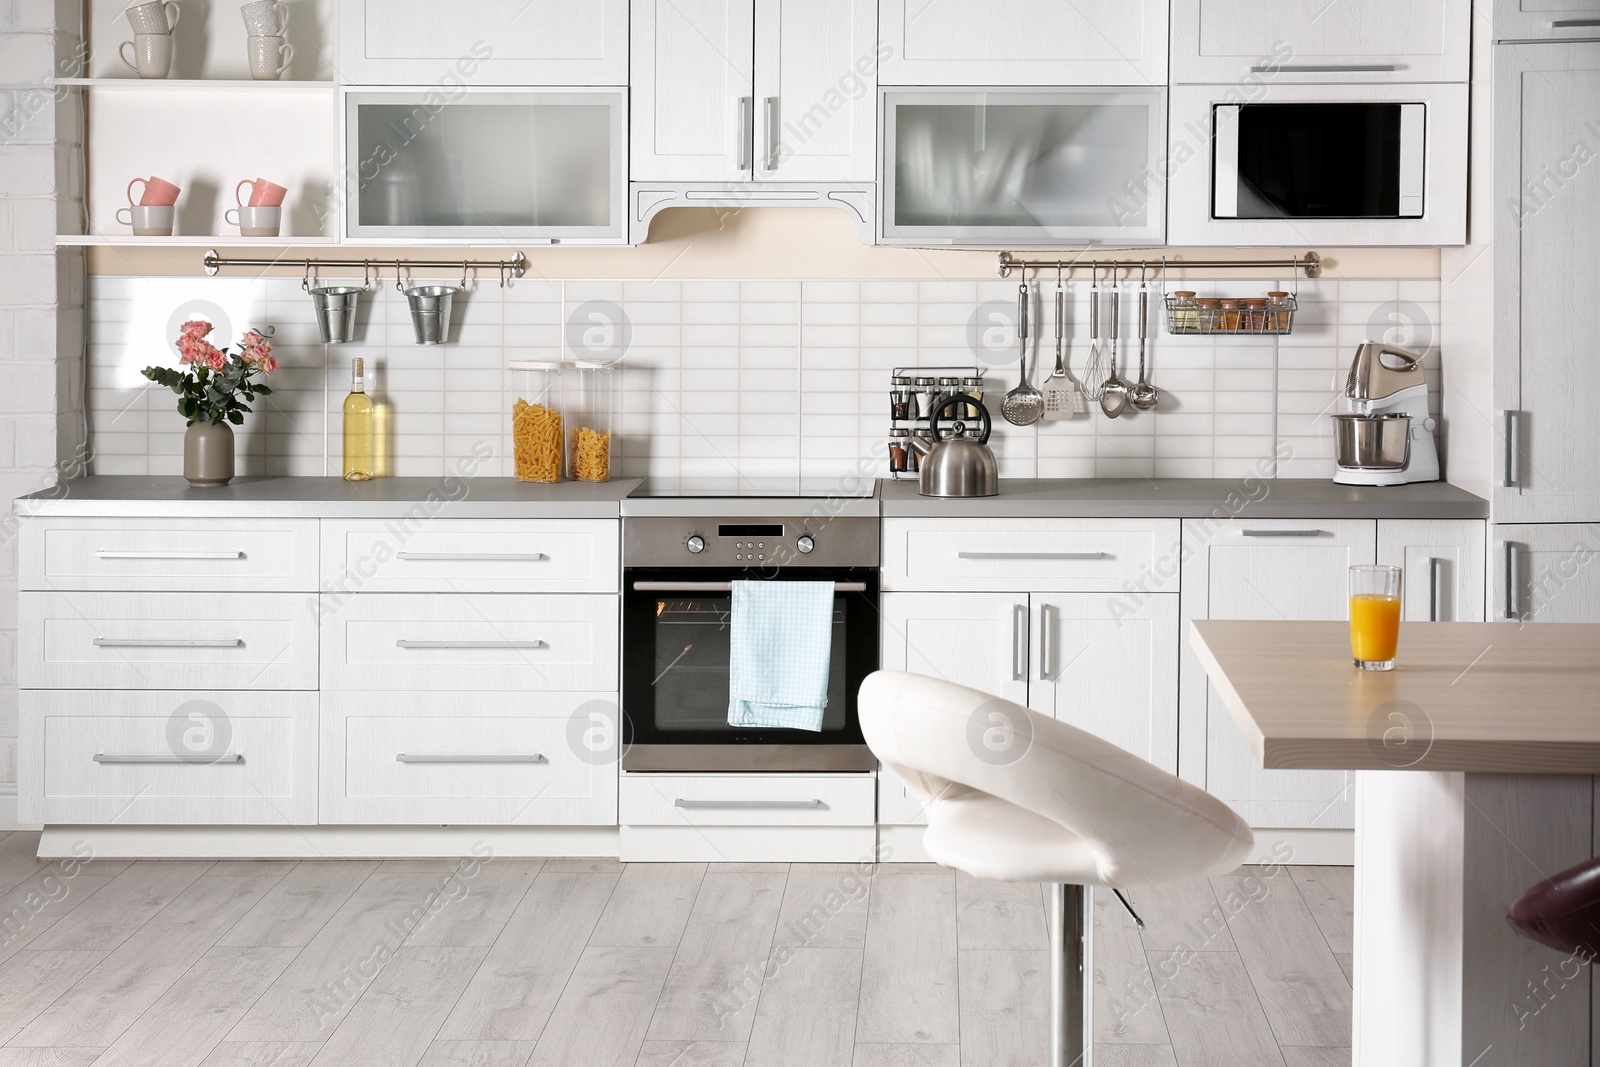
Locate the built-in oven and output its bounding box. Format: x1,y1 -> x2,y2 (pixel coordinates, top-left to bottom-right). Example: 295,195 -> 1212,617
620,512 -> 880,773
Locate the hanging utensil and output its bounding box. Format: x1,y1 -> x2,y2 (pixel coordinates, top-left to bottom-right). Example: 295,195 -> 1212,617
1043,268 -> 1074,421
1002,281 -> 1044,426
1100,281 -> 1129,418
1130,268 -> 1159,411
1081,266 -> 1105,402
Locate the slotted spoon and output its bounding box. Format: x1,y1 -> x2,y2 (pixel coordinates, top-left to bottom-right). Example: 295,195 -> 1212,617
1001,283 -> 1044,426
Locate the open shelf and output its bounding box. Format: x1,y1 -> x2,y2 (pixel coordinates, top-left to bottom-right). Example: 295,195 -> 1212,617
55,78 -> 337,91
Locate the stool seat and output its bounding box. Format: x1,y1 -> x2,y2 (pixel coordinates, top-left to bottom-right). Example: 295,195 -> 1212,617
1508,855 -> 1600,957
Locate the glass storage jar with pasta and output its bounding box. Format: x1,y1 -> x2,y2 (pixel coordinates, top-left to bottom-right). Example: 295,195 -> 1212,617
566,359 -> 614,482
508,359 -> 565,482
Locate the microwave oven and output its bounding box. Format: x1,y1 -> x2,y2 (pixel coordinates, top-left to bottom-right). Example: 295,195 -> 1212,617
1212,102 -> 1426,220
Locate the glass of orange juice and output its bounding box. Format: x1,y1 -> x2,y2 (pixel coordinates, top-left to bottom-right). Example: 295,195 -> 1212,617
1350,565 -> 1403,671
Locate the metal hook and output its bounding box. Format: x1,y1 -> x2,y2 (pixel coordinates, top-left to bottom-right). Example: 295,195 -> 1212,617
459,261 -> 469,291
1139,262 -> 1148,289
394,261 -> 404,293
498,261 -> 509,288
362,260 -> 373,291
301,260 -> 311,292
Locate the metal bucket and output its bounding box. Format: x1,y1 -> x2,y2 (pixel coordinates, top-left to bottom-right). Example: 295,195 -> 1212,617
404,285 -> 457,345
308,286 -> 363,344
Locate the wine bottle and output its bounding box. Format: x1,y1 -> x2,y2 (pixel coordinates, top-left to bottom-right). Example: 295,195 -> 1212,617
343,357 -> 374,482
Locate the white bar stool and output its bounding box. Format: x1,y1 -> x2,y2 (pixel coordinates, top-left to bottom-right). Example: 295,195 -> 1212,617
859,670 -> 1255,1067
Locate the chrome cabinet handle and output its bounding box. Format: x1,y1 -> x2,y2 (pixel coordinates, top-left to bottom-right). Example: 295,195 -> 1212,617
631,580 -> 865,593
396,753 -> 545,764
395,552 -> 547,562
93,637 -> 243,648
1240,529 -> 1325,538
735,96 -> 753,171
1503,410 -> 1520,488
95,550 -> 243,560
763,96 -> 779,171
1553,18 -> 1600,27
1039,602 -> 1056,680
94,753 -> 242,763
1012,602 -> 1028,682
394,639 -> 547,650
1250,63 -> 1397,72
958,551 -> 1105,561
1429,557 -> 1445,622
674,798 -> 823,810
1503,542 -> 1521,620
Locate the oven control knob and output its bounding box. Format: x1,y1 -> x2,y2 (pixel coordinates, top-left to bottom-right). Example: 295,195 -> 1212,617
796,535 -> 815,554
686,535 -> 705,554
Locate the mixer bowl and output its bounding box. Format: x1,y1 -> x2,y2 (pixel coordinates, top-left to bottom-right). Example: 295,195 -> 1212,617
1333,413 -> 1411,470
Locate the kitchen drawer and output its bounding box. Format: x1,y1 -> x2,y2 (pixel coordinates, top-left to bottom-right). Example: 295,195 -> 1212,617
881,518 -> 1181,592
320,691 -> 619,825
320,519 -> 619,594
18,689 -> 317,825
320,592 -> 618,692
620,774 -> 876,826
19,592 -> 318,691
20,517 -> 319,592
877,768 -> 927,826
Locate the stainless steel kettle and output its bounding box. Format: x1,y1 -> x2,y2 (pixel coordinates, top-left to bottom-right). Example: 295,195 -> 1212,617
917,393 -> 998,497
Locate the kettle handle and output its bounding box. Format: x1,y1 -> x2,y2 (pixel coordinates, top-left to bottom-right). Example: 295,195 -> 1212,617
929,394 -> 991,445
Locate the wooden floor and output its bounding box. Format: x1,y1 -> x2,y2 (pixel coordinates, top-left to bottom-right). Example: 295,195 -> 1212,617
0,831 -> 1353,1066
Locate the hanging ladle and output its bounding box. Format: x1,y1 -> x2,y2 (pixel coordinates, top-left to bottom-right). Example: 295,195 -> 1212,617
1130,266 -> 1159,411
1100,278 -> 1129,418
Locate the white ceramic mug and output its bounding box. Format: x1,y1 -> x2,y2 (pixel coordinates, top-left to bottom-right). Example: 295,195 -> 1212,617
119,33 -> 173,78
225,205 -> 281,237
123,0 -> 179,34
115,204 -> 175,236
246,34 -> 293,80
239,0 -> 288,36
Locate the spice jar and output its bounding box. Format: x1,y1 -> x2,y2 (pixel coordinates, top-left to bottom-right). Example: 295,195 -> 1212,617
509,359 -> 565,483
909,428 -> 932,472
1171,290 -> 1199,330
888,428 -> 911,475
1266,291 -> 1292,331
890,375 -> 913,421
937,376 -> 961,414
1242,298 -> 1268,332
1196,298 -> 1222,332
566,359 -> 614,482
913,376 -> 937,420
961,375 -> 985,419
1218,299 -> 1242,331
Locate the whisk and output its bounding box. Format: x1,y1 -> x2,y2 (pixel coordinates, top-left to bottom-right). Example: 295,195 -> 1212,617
1080,266 -> 1106,402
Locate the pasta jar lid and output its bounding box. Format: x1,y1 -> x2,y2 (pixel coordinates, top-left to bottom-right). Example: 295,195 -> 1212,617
508,359 -> 564,372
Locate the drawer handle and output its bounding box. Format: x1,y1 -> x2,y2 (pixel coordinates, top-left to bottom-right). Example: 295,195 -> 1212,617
958,551 -> 1106,561
1429,557 -> 1445,622
394,639 -> 547,650
1553,18 -> 1600,27
94,752 -> 243,763
1240,529 -> 1326,538
93,637 -> 244,648
1250,63 -> 1397,73
396,753 -> 546,764
95,550 -> 244,560
395,552 -> 548,562
673,798 -> 824,810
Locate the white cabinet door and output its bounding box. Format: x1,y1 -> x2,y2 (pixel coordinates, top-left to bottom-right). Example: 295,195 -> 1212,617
1494,43 -> 1600,523
880,592 -> 1030,710
1494,0 -> 1600,40
1495,524 -> 1600,622
320,518 -> 619,594
881,518 -> 1180,593
1377,519 -> 1488,622
338,0 -> 629,85
754,0 -> 877,182
1180,519 -> 1377,828
21,517 -> 319,593
631,0 -> 756,182
877,0 -> 1169,85
1171,0 -> 1471,83
1034,594 -> 1179,775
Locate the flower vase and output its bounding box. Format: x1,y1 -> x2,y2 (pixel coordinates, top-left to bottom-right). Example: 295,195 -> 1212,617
184,421 -> 235,487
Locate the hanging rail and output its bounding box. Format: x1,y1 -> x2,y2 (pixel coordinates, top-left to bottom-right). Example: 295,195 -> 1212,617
203,249 -> 527,281
997,250 -> 1320,279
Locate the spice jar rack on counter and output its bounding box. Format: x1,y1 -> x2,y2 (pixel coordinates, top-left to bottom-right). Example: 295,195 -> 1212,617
887,365 -> 987,479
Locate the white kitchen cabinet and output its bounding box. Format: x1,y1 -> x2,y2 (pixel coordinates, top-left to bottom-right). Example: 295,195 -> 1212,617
877,0 -> 1169,86
1180,519 -> 1376,829
20,517 -> 319,593
881,517 -> 1181,593
337,0 -> 629,85
621,773 -> 876,826
1494,42 -> 1600,523
630,0 -> 877,183
1171,0 -> 1472,83
1494,0 -> 1600,40
320,518 -> 619,594
1377,520 -> 1488,622
1495,524 -> 1600,622
881,592 -> 1031,710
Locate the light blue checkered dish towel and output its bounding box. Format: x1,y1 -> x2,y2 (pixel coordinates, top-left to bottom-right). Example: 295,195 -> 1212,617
727,579 -> 834,732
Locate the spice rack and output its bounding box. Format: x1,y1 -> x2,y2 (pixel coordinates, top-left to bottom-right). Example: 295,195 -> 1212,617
887,365 -> 987,479
1163,292 -> 1298,335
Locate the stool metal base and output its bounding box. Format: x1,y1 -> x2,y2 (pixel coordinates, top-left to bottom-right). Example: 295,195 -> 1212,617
1050,883 -> 1094,1067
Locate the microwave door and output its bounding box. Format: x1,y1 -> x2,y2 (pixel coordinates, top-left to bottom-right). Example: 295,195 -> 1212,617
1213,105 -> 1241,219
1398,103 -> 1425,217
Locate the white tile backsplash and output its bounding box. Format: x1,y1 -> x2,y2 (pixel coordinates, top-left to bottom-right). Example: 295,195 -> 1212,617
85,276 -> 1441,484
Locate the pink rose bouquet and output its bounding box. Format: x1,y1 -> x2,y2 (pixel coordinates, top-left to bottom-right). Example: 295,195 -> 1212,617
143,320 -> 277,426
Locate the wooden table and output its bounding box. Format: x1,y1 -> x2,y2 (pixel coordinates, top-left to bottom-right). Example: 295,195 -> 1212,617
1191,620 -> 1600,1067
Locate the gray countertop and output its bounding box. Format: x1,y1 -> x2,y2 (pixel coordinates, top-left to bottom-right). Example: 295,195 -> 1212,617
14,476 -> 644,518
877,477 -> 1489,519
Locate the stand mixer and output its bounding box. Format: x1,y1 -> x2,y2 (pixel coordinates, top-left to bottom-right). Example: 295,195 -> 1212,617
1332,341 -> 1440,486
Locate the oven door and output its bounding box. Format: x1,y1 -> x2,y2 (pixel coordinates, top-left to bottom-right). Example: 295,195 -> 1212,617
621,568 -> 879,772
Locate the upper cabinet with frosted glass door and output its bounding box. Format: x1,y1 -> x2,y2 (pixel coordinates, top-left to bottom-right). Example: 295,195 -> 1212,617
1170,0 -> 1471,84
337,0 -> 629,84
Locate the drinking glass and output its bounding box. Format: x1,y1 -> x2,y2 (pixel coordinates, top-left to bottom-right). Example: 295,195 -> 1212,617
1350,565 -> 1402,671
